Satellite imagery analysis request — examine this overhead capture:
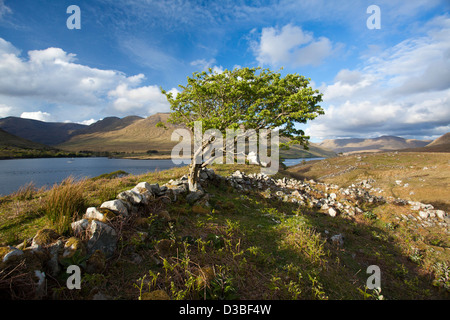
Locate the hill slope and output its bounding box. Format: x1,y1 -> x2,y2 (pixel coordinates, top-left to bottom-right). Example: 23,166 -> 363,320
0,117 -> 86,145
318,135 -> 430,154
58,113 -> 180,154
399,132 -> 450,153
58,113 -> 336,158
0,128 -> 52,150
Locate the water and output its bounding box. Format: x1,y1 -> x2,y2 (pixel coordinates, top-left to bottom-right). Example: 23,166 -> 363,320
282,157 -> 325,167
0,157 -> 183,196
0,156 -> 325,196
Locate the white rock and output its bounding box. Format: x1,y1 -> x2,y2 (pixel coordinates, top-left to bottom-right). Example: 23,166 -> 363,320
71,219 -> 89,235
101,199 -> 128,216
418,211 -> 429,219
84,207 -> 107,222
328,208 -> 338,217
2,246 -> 23,263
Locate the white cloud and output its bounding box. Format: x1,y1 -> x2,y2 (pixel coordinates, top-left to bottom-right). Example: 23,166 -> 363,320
0,38 -> 178,121
307,15 -> 450,140
20,111 -> 52,122
0,103 -> 11,117
108,84 -> 172,114
0,0 -> 11,19
252,24 -> 333,67
78,118 -> 99,126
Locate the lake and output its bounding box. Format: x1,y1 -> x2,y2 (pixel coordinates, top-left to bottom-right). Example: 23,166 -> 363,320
0,157 -> 325,196
0,157 -> 183,196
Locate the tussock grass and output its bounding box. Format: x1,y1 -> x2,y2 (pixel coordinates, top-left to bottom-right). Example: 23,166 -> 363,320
43,176 -> 87,235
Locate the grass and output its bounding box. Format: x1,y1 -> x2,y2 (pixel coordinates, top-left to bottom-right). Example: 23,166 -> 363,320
0,160 -> 449,300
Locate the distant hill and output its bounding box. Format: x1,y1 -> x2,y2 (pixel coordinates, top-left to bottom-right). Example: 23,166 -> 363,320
399,132 -> 450,153
0,128 -> 53,150
58,113 -> 180,153
318,135 -> 431,154
75,116 -> 144,135
58,113 -> 336,158
0,117 -> 86,145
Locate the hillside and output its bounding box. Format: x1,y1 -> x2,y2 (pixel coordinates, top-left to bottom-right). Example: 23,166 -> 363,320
0,128 -> 53,150
58,113 -> 180,154
58,113 -> 336,159
399,132 -> 450,153
318,135 -> 430,154
0,117 -> 86,146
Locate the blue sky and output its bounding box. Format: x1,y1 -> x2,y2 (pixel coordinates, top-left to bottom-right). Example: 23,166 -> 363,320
0,0 -> 449,142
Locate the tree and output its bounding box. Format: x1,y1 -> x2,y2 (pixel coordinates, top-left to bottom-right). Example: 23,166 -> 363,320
160,67 -> 324,192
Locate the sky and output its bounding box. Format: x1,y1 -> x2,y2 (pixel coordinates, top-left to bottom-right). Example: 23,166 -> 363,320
0,0 -> 449,142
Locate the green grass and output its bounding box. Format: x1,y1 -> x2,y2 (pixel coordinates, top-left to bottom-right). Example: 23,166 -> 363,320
1,162 -> 449,300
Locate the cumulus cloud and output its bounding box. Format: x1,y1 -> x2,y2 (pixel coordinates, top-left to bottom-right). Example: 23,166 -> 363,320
0,38 -> 177,121
252,24 -> 333,67
108,84 -> 178,114
20,111 -> 52,122
306,15 -> 450,140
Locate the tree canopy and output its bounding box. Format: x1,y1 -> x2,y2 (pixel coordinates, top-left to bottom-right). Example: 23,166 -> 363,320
160,67 -> 324,191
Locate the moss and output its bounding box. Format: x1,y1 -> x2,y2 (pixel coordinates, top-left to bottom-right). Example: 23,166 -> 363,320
61,237 -> 87,260
32,228 -> 60,247
141,290 -> 170,300
192,205 -> 210,215
0,246 -> 11,260
97,207 -> 117,221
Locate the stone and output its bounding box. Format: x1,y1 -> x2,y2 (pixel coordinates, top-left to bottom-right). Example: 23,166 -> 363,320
328,208 -> 338,217
418,211 -> 429,219
186,190 -> 204,204
330,234 -> 344,247
117,189 -> 143,206
61,237 -> 86,260
329,193 -> 337,200
47,240 -> 64,276
84,207 -> 116,222
132,182 -> 152,194
436,210 -> 446,220
100,199 -> 128,216
71,219 -> 89,235
2,246 -> 23,263
86,220 -> 118,258
31,229 -> 60,248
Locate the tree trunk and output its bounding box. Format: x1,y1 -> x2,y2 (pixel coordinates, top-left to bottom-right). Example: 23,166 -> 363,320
188,161 -> 202,192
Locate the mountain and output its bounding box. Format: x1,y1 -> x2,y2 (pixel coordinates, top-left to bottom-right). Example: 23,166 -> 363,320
0,117 -> 86,145
318,135 -> 431,154
58,113 -> 336,158
75,116 -> 144,135
57,113 -> 181,153
0,128 -> 53,150
399,132 -> 450,153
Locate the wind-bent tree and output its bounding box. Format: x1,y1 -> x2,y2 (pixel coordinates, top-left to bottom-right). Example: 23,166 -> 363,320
160,67 -> 324,192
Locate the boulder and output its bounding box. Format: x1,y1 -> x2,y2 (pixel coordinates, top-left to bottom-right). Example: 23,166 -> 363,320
117,189 -> 143,206
71,219 -> 89,236
186,190 -> 204,205
86,220 -> 118,258
100,199 -> 128,216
